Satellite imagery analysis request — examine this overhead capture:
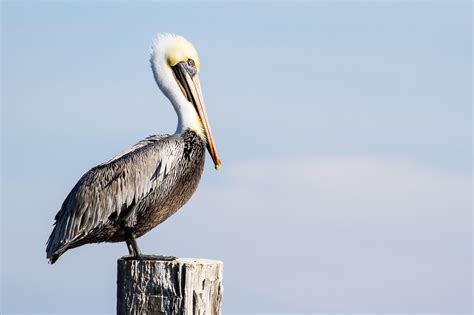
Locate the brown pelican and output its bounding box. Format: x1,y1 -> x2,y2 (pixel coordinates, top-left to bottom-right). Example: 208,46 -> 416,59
46,34 -> 220,264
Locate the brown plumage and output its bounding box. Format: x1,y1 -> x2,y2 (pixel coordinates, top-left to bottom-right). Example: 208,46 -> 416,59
46,130 -> 205,263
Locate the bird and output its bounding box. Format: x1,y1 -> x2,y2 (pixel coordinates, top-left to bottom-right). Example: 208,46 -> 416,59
46,34 -> 220,264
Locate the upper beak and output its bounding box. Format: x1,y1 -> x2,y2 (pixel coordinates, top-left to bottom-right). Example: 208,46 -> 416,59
173,63 -> 221,170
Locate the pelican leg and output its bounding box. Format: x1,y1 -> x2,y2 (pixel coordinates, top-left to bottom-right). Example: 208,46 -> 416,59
126,236 -> 142,257
125,239 -> 135,256
123,235 -> 176,262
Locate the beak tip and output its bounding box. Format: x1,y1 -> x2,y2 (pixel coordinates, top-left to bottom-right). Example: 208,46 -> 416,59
214,161 -> 221,171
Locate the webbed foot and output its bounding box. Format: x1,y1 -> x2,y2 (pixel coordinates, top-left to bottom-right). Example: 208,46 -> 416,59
120,254 -> 177,261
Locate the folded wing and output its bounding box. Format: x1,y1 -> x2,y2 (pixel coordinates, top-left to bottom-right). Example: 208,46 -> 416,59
46,135 -> 183,263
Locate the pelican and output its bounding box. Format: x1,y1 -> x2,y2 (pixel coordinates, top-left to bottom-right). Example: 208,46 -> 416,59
46,34 -> 220,264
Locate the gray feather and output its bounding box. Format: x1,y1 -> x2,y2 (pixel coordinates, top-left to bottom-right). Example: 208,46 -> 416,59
46,130 -> 205,263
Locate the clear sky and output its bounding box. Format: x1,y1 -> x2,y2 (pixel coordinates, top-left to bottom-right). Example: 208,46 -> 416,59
1,1 -> 472,314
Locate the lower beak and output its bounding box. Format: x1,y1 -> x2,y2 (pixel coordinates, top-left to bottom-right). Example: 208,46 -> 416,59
176,67 -> 221,170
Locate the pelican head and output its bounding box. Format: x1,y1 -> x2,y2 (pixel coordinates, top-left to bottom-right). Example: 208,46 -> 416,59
150,33 -> 221,169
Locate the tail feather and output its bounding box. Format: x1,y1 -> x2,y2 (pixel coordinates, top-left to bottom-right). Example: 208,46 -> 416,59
46,224 -> 68,264
46,241 -> 70,264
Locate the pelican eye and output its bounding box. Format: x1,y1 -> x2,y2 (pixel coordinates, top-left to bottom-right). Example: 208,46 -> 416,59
181,59 -> 197,77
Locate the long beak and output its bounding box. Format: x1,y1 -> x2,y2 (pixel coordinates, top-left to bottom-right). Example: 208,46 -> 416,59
173,64 -> 221,170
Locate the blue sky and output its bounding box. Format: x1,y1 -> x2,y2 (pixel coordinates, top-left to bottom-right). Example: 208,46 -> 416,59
1,1 -> 472,314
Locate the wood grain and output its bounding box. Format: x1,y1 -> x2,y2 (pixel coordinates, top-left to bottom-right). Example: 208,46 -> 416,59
117,257 -> 223,315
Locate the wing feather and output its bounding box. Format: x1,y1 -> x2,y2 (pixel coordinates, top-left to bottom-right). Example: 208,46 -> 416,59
46,135 -> 183,262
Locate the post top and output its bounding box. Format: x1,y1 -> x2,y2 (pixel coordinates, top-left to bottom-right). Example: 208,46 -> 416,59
117,256 -> 223,266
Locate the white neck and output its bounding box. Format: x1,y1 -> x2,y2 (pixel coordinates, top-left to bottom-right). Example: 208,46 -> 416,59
150,36 -> 204,137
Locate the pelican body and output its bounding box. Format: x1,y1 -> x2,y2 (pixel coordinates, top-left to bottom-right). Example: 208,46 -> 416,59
46,34 -> 220,264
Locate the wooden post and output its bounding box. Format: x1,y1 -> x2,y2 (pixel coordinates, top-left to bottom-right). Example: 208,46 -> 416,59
117,257 -> 223,315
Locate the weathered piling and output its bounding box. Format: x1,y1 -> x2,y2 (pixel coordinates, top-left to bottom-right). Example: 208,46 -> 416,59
117,257 -> 223,314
